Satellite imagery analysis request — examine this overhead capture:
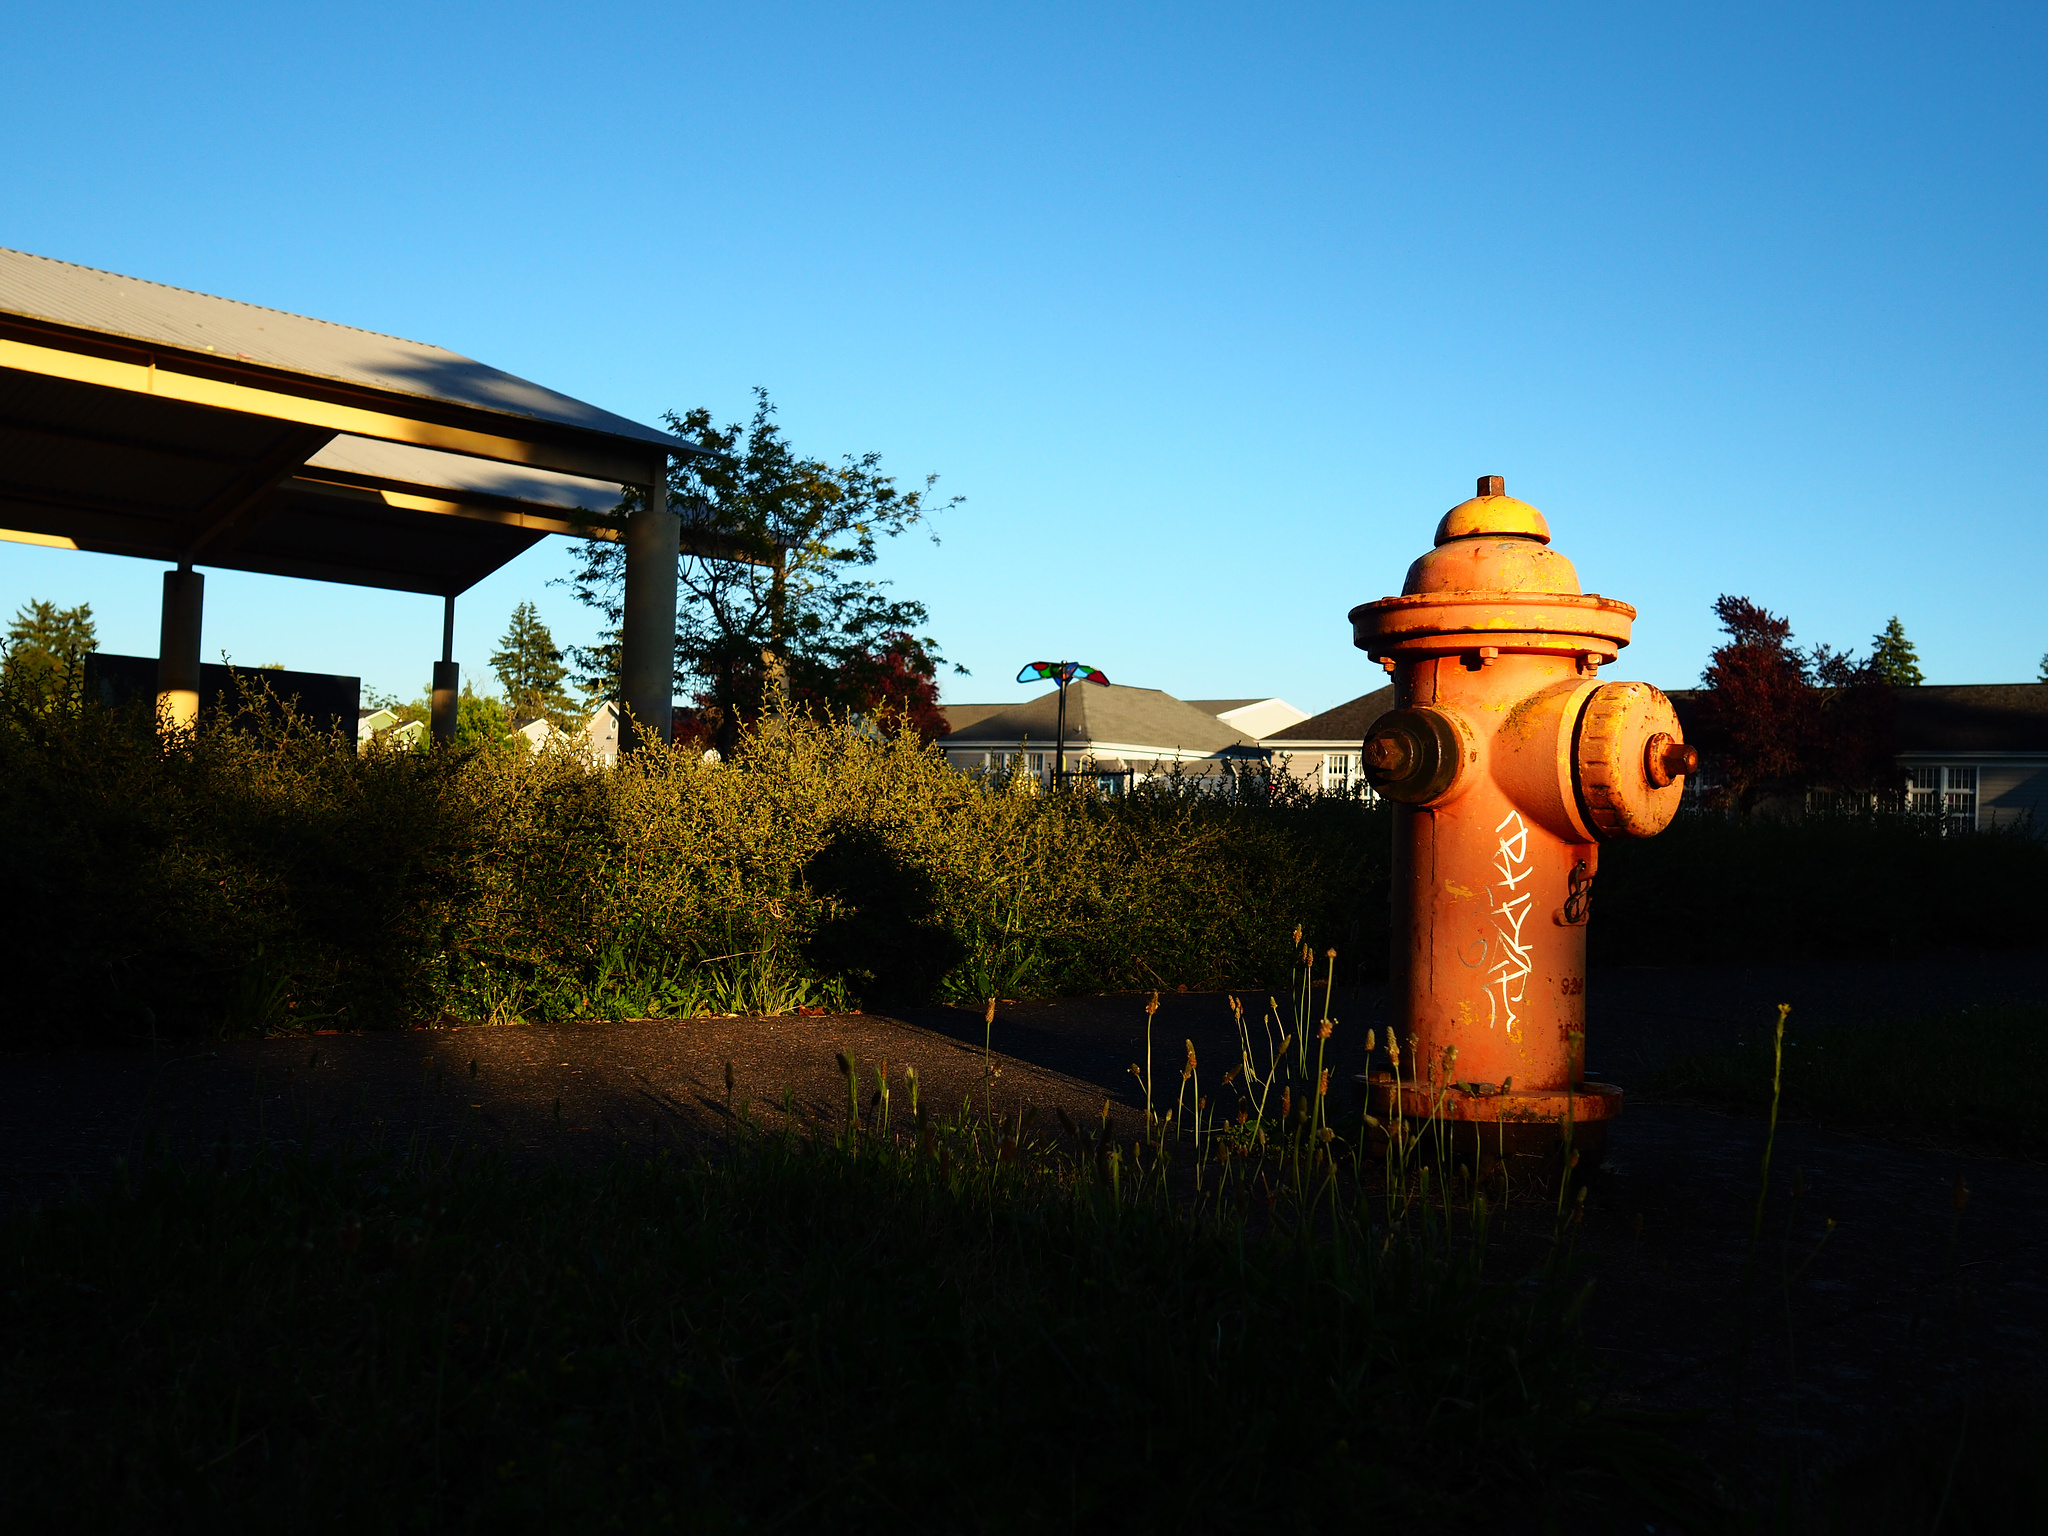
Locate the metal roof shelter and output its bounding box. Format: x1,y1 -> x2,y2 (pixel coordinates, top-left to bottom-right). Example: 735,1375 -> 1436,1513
0,246 -> 701,745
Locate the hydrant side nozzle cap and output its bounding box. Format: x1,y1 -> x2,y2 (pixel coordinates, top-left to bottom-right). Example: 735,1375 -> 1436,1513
1434,475 -> 1553,547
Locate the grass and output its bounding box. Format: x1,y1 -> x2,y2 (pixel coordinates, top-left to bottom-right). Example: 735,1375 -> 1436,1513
1820,1393 -> 2048,1534
1644,1004 -> 2048,1154
1696,1004 -> 2048,1533
0,1002 -> 1725,1533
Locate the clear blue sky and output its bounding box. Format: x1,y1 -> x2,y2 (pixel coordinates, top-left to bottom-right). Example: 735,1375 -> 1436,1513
3,2 -> 2042,711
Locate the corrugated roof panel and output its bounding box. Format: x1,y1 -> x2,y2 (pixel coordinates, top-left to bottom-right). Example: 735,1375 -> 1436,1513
0,247 -> 686,453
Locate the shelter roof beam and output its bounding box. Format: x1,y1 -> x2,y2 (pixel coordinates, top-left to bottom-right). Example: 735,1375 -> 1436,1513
0,490 -> 194,561
287,474 -> 606,541
0,326 -> 669,487
287,470 -> 778,568
0,409 -> 250,466
184,426 -> 336,559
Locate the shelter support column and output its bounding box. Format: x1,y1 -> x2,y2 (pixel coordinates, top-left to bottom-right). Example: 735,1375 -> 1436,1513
156,564 -> 203,730
619,461 -> 678,752
430,595 -> 458,747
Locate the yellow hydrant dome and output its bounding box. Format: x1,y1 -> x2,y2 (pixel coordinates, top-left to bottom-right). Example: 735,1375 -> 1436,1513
1434,475 -> 1551,546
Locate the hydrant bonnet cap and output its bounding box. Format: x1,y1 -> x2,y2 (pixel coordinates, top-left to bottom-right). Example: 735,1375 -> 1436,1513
1434,475 -> 1552,547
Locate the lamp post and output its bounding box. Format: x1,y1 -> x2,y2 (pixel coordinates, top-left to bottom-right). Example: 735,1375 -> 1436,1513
1015,660 -> 1110,786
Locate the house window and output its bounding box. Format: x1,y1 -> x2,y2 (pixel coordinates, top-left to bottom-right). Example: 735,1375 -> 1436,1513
1321,753 -> 1377,803
981,750 -> 1047,781
1906,765 -> 1977,831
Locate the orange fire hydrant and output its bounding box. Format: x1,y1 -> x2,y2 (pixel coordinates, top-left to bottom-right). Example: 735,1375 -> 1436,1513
1351,476 -> 1695,1152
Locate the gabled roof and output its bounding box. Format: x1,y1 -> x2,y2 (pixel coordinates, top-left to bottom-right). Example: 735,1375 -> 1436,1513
1896,684 -> 2048,752
942,684 -> 1261,756
938,701 -> 1013,737
1264,685 -> 1397,744
1670,683 -> 2048,755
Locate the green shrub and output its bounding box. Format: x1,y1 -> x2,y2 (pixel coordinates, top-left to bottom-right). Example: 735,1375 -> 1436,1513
0,691 -> 477,1040
6,681 -> 2042,1045
0,693 -> 1390,1041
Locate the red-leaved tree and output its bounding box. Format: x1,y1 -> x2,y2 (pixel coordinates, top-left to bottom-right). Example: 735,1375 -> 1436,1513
831,631 -> 947,740
1695,596 -> 1895,814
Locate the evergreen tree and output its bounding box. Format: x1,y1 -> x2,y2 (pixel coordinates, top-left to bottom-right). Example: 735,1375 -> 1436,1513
2,599 -> 96,711
1869,616 -> 1924,687
2038,651 -> 2047,684
488,601 -> 574,728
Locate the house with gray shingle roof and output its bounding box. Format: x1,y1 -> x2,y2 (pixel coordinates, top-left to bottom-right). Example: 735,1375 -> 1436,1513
939,684 -> 1270,788
1667,682 -> 2048,832
1257,685 -> 1396,795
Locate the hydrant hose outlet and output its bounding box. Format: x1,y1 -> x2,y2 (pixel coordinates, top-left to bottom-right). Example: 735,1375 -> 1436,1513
1348,477 -> 1693,1150
1361,707 -> 1471,804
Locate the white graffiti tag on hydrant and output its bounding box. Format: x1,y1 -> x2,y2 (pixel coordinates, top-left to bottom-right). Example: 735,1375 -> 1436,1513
1484,809 -> 1535,1039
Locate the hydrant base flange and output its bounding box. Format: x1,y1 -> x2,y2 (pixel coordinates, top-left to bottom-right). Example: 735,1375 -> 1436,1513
1355,1076 -> 1620,1171
1360,1074 -> 1622,1125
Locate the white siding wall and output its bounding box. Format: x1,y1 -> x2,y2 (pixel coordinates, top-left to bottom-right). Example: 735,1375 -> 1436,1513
1980,762 -> 2048,831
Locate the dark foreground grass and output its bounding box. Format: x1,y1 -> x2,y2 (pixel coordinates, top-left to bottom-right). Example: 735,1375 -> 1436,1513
1822,1393 -> 2048,1535
0,1127 -> 1719,1534
1646,1004 -> 2048,1154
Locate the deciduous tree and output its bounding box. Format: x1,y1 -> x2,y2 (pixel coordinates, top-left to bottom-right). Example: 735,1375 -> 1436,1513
455,683 -> 514,754
1695,596 -> 1808,813
1695,595 -> 1894,814
1807,642 -> 1897,796
563,390 -> 960,753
